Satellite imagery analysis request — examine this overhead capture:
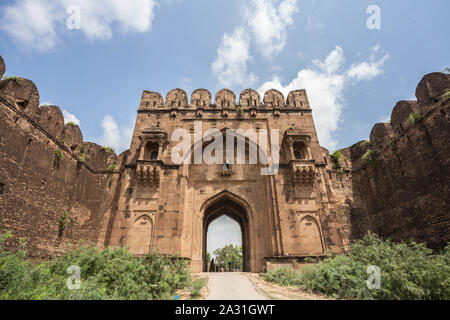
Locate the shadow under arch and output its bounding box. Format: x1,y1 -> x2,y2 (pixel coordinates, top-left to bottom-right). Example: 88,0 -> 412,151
201,191 -> 252,272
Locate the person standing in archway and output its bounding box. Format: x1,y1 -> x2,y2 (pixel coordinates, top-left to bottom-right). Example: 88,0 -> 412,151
209,258 -> 216,272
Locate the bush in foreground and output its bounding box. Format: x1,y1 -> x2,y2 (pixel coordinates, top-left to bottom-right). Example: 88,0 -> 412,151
0,232 -> 191,300
262,233 -> 450,300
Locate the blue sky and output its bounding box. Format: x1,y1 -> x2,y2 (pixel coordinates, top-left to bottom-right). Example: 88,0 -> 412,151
1,0 -> 449,152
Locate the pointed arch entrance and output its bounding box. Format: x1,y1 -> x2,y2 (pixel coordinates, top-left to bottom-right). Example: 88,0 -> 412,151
202,192 -> 251,272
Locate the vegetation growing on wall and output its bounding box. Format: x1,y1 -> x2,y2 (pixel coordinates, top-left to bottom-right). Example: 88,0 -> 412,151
408,112 -> 424,125
77,144 -> 86,163
101,146 -> 115,153
0,232 -> 192,300
360,140 -> 370,148
3,76 -> 23,83
361,149 -> 377,166
442,89 -> 450,101
261,233 -> 450,300
331,151 -> 342,170
59,211 -> 69,232
66,122 -> 77,126
54,149 -> 64,167
108,159 -> 117,171
235,106 -> 244,116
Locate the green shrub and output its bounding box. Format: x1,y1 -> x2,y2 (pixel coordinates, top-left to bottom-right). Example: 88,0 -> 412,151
361,149 -> 377,166
59,211 -> 69,232
262,233 -> 450,300
66,122 -> 77,126
3,76 -> 23,83
78,144 -> 86,163
360,140 -> 370,148
108,159 -> 117,171
262,267 -> 303,287
442,89 -> 450,101
54,149 -> 64,167
236,106 -> 244,116
101,146 -> 115,153
408,112 -> 424,125
190,278 -> 206,298
0,232 -> 191,300
331,151 -> 342,170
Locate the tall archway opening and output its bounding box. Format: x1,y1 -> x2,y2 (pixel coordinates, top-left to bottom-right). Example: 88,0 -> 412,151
202,196 -> 250,272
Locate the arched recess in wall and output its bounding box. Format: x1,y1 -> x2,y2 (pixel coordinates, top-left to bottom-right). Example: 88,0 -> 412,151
129,214 -> 153,255
182,128 -> 270,166
298,216 -> 324,255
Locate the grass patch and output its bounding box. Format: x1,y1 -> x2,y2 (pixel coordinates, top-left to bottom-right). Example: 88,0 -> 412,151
66,122 -> 77,127
262,233 -> 450,300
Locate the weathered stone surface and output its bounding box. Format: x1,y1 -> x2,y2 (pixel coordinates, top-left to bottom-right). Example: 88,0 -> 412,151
61,123 -> 83,153
37,105 -> 65,139
415,72 -> 450,111
370,123 -> 395,153
0,55 -> 5,79
348,73 -> 450,249
0,77 -> 40,119
390,100 -> 419,135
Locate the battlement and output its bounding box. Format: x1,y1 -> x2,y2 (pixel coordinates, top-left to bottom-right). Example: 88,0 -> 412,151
139,87 -> 310,110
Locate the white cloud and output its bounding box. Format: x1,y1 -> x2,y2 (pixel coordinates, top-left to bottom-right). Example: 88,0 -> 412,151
347,45 -> 389,81
98,115 -> 133,153
62,109 -> 81,126
258,45 -> 388,150
212,27 -> 257,88
0,0 -> 60,51
0,0 -> 157,50
245,0 -> 299,59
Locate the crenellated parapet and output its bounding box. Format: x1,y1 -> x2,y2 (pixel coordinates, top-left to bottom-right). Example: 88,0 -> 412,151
137,87 -> 313,110
0,55 -> 120,173
346,71 -> 450,248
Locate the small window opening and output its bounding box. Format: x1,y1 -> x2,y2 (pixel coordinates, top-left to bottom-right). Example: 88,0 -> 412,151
0,183 -> 4,194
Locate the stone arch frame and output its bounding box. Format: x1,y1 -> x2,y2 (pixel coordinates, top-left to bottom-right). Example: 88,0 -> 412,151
215,89 -> 236,107
200,190 -> 254,272
129,214 -> 155,255
297,214 -> 325,255
181,127 -> 270,167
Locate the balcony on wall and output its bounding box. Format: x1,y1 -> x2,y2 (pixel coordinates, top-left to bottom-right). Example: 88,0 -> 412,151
290,159 -> 316,184
136,162 -> 161,188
